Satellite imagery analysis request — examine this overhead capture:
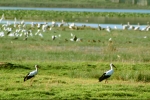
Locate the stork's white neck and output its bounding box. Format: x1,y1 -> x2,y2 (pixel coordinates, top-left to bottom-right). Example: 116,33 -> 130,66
110,64 -> 113,70
111,66 -> 113,70
35,65 -> 38,71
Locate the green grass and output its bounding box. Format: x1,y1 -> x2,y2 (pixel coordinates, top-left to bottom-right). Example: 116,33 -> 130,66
0,62 -> 150,99
0,12 -> 150,99
0,0 -> 150,9
0,26 -> 150,62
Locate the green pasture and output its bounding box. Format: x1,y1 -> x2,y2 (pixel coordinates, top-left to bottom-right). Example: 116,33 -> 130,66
1,26 -> 150,63
0,22 -> 150,99
0,67 -> 150,99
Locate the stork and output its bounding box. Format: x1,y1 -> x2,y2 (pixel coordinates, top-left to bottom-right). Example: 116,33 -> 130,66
114,26 -> 117,30
52,35 -> 57,40
98,24 -> 102,30
122,22 -> 130,30
24,65 -> 39,86
69,23 -> 75,29
106,26 -> 111,32
134,23 -> 140,31
0,31 -> 4,37
70,35 -> 77,41
99,63 -> 116,83
58,19 -> 65,27
0,13 -> 4,23
70,33 -> 78,41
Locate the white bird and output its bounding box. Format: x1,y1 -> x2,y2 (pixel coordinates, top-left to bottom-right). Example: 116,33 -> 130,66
58,34 -> 61,37
38,33 -> 43,38
58,19 -> 65,27
117,55 -> 120,58
134,23 -> 140,31
31,22 -> 35,28
109,38 -> 112,42
99,63 -> 117,83
76,38 -> 83,42
37,23 -> 41,29
114,26 -> 117,29
24,65 -> 39,84
129,25 -> 135,30
69,23 -> 75,29
70,35 -> 77,41
122,22 -> 130,30
14,17 -> 17,28
106,26 -> 111,32
146,27 -> 150,31
71,33 -> 74,37
51,20 -> 57,27
144,36 -> 147,39
20,20 -> 24,25
52,35 -> 57,40
0,31 -> 4,37
8,32 -> 15,37
0,13 -> 4,22
35,29 -> 40,35
98,24 -> 102,30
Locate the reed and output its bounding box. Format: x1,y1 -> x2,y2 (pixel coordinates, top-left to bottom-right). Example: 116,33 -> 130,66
1,10 -> 150,24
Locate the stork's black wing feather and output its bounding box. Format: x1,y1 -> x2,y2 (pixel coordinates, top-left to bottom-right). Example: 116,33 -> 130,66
99,73 -> 111,82
24,75 -> 34,81
99,73 -> 106,82
24,73 -> 34,82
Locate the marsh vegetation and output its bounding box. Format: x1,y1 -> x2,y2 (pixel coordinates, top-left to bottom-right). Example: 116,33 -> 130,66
1,10 -> 150,24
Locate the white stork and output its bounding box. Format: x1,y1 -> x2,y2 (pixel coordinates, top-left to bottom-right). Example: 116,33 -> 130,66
0,13 -> 4,23
134,23 -> 140,31
99,63 -> 117,83
122,22 -> 130,30
52,35 -> 57,40
106,26 -> 111,32
24,65 -> 39,85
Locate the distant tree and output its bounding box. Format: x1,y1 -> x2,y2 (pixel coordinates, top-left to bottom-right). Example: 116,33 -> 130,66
111,0 -> 150,5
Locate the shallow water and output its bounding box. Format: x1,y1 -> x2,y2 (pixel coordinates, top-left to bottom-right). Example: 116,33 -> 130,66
1,20 -> 147,30
0,7 -> 150,13
0,7 -> 149,29
1,7 -> 149,24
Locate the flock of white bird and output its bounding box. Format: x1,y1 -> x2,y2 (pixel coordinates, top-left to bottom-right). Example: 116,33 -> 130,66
0,13 -> 149,42
121,22 -> 150,31
0,14 -> 82,41
99,21 -> 150,33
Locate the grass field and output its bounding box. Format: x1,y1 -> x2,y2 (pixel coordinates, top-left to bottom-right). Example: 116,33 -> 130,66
0,69 -> 150,99
0,0 -> 150,98
0,0 -> 150,9
0,19 -> 150,99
